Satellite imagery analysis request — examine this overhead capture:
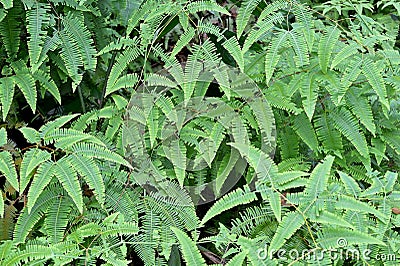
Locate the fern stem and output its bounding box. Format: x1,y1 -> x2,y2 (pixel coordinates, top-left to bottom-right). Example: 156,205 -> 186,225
99,51 -> 117,108
77,85 -> 86,113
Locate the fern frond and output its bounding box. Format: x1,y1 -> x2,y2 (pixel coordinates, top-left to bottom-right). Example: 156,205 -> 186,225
329,107 -> 369,158
268,211 -> 305,253
59,30 -> 83,85
292,112 -> 319,152
0,127 -> 6,146
0,151 -> 19,192
330,42 -> 359,70
62,12 -> 97,70
186,1 -> 229,15
27,161 -> 55,213
300,73 -> 318,121
27,2 -> 50,72
258,0 -> 287,22
2,244 -> 53,265
106,45 -> 141,97
288,27 -> 310,67
200,186 -> 257,226
71,142 -> 131,168
32,69 -> 61,104
170,27 -> 195,58
171,227 -> 206,266
14,186 -> 61,242
317,228 -> 385,249
53,158 -> 83,213
0,77 -> 14,121
242,12 -> 284,53
236,0 -> 261,38
45,196 -> 71,243
19,148 -> 51,192
265,30 -> 289,84
337,171 -> 361,197
0,193 -> 3,219
225,251 -> 247,266
362,58 -> 390,113
315,112 -> 343,152
292,2 -> 314,49
304,155 -> 334,200
67,154 -> 105,207
223,37 -> 244,72
1,0 -> 12,9
0,4 -> 21,58
12,73 -> 37,113
345,88 -> 376,135
318,26 -> 340,73
39,114 -> 80,138
335,195 -> 387,222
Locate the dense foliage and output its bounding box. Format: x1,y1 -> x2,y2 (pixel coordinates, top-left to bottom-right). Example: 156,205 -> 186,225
0,0 -> 399,265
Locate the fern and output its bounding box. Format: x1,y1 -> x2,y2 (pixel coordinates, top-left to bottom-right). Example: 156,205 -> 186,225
362,58 -> 390,113
300,73 -> 318,121
171,227 -> 206,265
53,157 -> 83,213
0,77 -> 14,121
26,2 -> 50,72
236,0 -> 261,38
0,4 -> 21,58
12,73 -> 37,113
201,186 -> 257,225
329,107 -> 369,159
0,151 -> 19,192
318,26 -> 340,73
19,148 -> 51,192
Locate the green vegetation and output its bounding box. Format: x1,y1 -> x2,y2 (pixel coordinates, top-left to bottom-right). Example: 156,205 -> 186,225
0,0 -> 399,265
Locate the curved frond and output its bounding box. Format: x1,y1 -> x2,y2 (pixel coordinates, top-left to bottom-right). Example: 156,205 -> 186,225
171,227 -> 206,266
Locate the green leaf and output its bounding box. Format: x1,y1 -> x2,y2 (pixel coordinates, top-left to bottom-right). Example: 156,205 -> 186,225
300,73 -> 318,121
53,158 -> 83,213
330,108 -> 369,158
0,151 -> 19,191
337,171 -> 361,197
268,211 -> 305,253
12,73 -> 37,113
335,195 -> 387,222
67,154 -> 105,207
0,193 -> 4,218
292,112 -> 319,152
236,0 -> 261,38
201,186 -> 257,226
19,127 -> 40,144
265,31 -> 288,84
171,227 -> 206,266
32,69 -> 61,104
304,155 -> 334,199
362,58 -> 390,112
0,127 -> 6,146
318,26 -> 340,73
0,77 -> 15,121
318,228 -> 386,249
1,0 -> 12,9
226,251 -> 247,266
62,12 -> 97,70
27,2 -> 50,72
71,143 -> 132,169
27,161 -> 55,213
223,37 -> 244,72
19,148 -> 51,192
